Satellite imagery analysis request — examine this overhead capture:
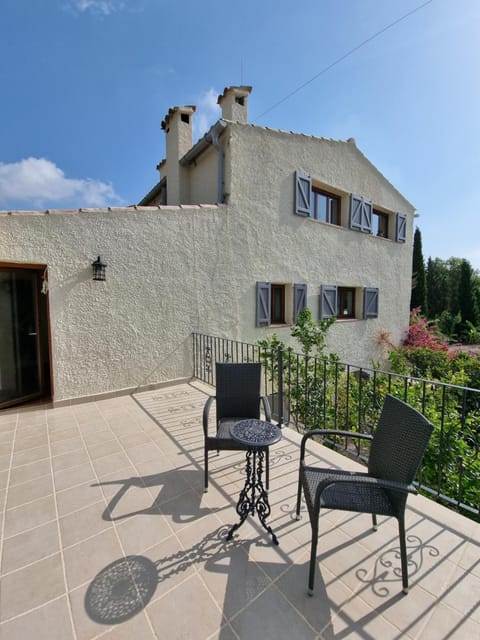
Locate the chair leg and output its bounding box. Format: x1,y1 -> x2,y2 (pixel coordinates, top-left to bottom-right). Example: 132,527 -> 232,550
398,517 -> 409,594
372,513 -> 378,531
295,474 -> 303,520
308,520 -> 319,596
204,448 -> 209,493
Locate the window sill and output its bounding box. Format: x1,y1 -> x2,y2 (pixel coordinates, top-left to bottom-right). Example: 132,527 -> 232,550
269,323 -> 291,328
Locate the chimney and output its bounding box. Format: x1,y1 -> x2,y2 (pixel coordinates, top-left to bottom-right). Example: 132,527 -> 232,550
161,105 -> 196,205
217,86 -> 252,124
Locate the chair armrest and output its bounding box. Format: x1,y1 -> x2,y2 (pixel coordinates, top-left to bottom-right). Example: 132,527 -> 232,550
202,395 -> 216,437
261,395 -> 272,422
300,429 -> 373,461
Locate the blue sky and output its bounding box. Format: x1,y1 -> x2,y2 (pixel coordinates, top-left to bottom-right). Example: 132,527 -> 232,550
1,0 -> 479,269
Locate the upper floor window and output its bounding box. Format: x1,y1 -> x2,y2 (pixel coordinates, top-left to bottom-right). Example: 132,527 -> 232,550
310,188 -> 341,225
372,209 -> 389,238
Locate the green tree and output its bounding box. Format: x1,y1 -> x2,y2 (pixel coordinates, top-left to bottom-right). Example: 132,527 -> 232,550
426,257 -> 449,320
410,227 -> 427,313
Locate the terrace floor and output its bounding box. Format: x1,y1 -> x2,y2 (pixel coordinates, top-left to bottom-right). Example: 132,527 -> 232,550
0,381 -> 479,640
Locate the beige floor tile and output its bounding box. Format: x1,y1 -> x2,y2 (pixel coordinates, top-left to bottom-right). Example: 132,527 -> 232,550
87,438 -> 123,460
52,449 -> 90,472
125,442 -> 162,466
11,443 -> 50,467
0,595 -> 74,640
0,453 -> 11,472
50,426 -> 81,443
92,611 -> 156,639
118,432 -> 152,449
69,567 -> 144,640
56,480 -> 106,517
115,510 -> 173,555
416,602 -> 480,640
69,581 -> 115,640
9,457 -> 51,486
4,494 -> 56,538
6,473 -> 54,509
54,462 -> 95,491
60,500 -> 111,548
0,441 -> 13,458
2,519 -> 60,574
92,451 -> 134,478
146,573 -> 224,639
50,435 -> 86,456
83,429 -> 116,448
230,584 -> 316,638
63,528 -> 124,590
0,553 -> 65,620
440,565 -> 480,622
13,433 -> 47,453
135,533 -> 196,603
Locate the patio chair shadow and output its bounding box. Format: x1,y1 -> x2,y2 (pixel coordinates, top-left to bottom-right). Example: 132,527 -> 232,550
93,468 -> 211,523
84,524 -> 336,637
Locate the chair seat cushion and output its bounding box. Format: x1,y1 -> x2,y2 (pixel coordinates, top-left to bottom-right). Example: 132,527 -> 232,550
205,418 -> 251,451
302,466 -> 396,517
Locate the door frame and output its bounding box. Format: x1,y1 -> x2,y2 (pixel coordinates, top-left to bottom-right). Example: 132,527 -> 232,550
0,261 -> 54,409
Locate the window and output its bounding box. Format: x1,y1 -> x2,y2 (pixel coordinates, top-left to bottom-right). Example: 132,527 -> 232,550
338,287 -> 355,319
372,209 -> 389,238
320,285 -> 379,320
256,282 -> 307,327
310,188 -> 340,225
294,172 -> 341,225
271,285 -> 285,324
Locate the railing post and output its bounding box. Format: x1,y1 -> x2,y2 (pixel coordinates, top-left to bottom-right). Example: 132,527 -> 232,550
277,346 -> 284,428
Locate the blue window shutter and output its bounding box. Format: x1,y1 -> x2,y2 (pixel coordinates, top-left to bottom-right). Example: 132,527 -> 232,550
350,194 -> 373,233
364,288 -> 379,318
295,171 -> 311,216
293,283 -> 307,323
396,213 -> 407,242
320,285 -> 337,319
256,282 -> 271,326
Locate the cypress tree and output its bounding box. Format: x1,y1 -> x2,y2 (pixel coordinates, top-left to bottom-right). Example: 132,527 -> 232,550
410,227 -> 427,314
459,259 -> 476,325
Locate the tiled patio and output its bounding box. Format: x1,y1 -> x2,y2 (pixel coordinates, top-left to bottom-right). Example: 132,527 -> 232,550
0,381 -> 478,640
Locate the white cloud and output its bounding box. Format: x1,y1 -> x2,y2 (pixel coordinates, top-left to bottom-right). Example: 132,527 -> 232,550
0,157 -> 124,209
66,0 -> 126,16
193,88 -> 221,141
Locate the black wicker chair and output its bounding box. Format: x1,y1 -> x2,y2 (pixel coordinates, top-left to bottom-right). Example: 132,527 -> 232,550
203,362 -> 272,492
296,394 -> 433,596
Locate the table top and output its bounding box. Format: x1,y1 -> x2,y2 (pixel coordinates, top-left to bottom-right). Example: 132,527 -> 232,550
229,419 -> 282,448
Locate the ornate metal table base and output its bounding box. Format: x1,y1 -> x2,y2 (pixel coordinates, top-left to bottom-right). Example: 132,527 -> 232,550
226,420 -> 281,545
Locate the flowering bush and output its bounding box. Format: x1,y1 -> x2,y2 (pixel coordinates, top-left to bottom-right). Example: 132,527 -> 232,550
403,307 -> 449,351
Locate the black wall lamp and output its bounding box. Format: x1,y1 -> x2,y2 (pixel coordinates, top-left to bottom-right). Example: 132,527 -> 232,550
92,256 -> 107,281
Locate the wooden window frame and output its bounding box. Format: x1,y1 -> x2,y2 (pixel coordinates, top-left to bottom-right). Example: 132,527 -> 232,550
372,209 -> 389,238
337,287 -> 356,319
310,187 -> 341,225
270,284 -> 286,324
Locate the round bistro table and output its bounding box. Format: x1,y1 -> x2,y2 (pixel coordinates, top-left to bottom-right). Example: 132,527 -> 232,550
226,419 -> 282,545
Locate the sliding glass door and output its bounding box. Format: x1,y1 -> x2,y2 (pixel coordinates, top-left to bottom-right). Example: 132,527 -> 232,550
0,268 -> 44,408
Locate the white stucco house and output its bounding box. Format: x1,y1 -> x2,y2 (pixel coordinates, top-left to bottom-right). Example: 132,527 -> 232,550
0,85 -> 414,408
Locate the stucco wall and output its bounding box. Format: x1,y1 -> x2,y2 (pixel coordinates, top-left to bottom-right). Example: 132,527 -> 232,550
0,205 -> 236,401
223,123 -> 415,365
0,123 -> 414,402
186,144 -> 218,204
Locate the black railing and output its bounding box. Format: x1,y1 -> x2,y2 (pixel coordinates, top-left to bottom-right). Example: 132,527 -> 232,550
192,332 -> 480,521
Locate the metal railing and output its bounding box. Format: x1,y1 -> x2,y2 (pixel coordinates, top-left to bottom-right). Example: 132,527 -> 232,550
192,332 -> 480,521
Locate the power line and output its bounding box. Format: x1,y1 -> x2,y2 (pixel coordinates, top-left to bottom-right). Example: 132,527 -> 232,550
252,0 -> 434,122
